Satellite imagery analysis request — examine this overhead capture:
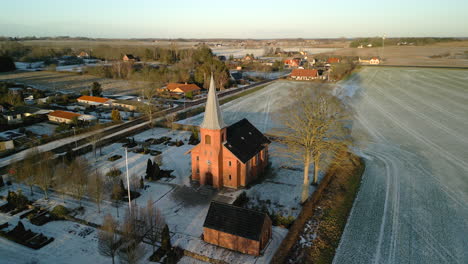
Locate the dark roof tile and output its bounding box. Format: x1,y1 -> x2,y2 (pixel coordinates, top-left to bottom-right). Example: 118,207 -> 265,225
224,118 -> 270,163
203,201 -> 268,241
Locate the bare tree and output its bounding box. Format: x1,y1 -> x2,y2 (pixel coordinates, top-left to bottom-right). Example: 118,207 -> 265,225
118,207 -> 146,264
13,147 -> 39,195
70,157 -> 89,206
140,83 -> 161,135
89,169 -> 105,213
165,113 -> 176,130
111,183 -> 122,218
275,88 -> 351,203
54,162 -> 69,202
143,199 -> 165,252
98,214 -> 121,264
35,151 -> 55,200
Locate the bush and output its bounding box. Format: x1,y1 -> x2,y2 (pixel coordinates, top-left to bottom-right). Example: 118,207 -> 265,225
6,190 -> 28,210
106,167 -> 122,178
51,205 -> 69,218
0,56 -> 16,72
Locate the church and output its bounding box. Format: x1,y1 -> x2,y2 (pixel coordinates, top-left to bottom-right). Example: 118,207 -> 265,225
189,75 -> 271,189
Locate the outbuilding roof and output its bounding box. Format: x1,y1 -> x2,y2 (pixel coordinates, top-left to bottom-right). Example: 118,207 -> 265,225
77,95 -> 111,104
290,69 -> 318,77
166,83 -> 201,93
203,201 -> 269,241
48,110 -> 81,120
224,118 -> 270,163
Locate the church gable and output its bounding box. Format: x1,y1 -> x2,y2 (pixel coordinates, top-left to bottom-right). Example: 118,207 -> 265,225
224,118 -> 271,163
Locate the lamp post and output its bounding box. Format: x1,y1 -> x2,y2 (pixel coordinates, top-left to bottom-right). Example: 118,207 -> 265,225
72,127 -> 77,148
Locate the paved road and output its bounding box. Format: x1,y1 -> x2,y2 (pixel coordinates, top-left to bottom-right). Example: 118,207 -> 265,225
0,78 -> 281,170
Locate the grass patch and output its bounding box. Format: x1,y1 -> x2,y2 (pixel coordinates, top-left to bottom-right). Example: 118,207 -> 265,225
305,154 -> 365,263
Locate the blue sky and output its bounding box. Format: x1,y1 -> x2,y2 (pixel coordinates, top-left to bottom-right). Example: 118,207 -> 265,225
1,0 -> 467,38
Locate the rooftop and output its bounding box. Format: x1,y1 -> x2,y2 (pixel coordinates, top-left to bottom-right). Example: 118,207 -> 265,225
224,118 -> 271,163
290,69 -> 318,77
203,201 -> 268,241
48,110 -> 81,120
77,95 -> 111,103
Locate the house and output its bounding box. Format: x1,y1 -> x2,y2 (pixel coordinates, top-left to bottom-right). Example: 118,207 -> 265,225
370,57 -> 380,64
203,201 -> 272,256
284,58 -> 301,68
77,95 -> 113,106
290,69 -> 319,81
123,54 -> 140,62
243,55 -> 255,61
1,106 -> 40,124
0,140 -> 14,151
77,51 -> 90,58
327,57 -> 341,64
188,76 -> 271,189
166,83 -> 201,96
47,110 -> 81,124
112,100 -> 142,111
358,57 -> 370,64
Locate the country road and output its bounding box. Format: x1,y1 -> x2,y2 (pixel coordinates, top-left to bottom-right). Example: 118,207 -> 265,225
0,78 -> 282,170
333,67 -> 468,264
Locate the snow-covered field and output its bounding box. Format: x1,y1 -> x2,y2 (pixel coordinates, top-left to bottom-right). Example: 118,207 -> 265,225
333,67 -> 468,264
177,80 -> 334,133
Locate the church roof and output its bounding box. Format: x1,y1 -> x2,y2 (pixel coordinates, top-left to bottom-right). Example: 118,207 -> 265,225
203,201 -> 269,241
200,75 -> 226,130
224,118 -> 271,163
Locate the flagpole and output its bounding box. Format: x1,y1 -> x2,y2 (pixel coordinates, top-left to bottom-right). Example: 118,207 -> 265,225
125,147 -> 132,212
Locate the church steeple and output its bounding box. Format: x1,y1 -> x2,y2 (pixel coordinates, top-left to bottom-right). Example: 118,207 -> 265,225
200,75 -> 226,130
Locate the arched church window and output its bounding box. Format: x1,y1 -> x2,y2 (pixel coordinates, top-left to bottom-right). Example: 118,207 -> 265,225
205,135 -> 211,145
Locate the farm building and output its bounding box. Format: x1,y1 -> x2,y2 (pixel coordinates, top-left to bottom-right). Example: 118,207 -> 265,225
290,69 -> 319,81
47,110 -> 81,124
327,57 -> 341,64
77,95 -> 113,106
112,100 -> 142,111
166,83 -> 201,95
188,75 -> 270,189
77,51 -> 90,58
203,201 -> 272,256
284,58 -> 301,67
370,57 -> 381,64
1,106 -> 41,124
122,54 -> 140,62
47,110 -> 96,124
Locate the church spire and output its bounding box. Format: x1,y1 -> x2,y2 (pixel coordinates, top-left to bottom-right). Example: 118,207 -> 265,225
200,74 -> 226,130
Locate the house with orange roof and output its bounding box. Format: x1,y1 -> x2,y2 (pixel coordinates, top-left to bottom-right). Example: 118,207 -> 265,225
327,57 -> 341,64
284,58 -> 301,68
166,83 -> 201,96
77,96 -> 113,106
47,110 -> 81,124
290,69 -> 320,81
370,57 -> 380,64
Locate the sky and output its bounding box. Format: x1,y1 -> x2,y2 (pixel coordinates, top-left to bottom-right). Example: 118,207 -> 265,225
1,0 -> 467,38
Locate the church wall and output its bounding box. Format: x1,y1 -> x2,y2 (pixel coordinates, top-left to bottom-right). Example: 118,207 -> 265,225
221,148 -> 241,188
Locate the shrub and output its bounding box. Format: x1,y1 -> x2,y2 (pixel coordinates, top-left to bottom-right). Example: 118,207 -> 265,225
106,167 -> 122,178
51,205 -> 69,218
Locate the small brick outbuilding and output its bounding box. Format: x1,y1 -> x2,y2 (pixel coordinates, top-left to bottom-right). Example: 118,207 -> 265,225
203,201 -> 272,256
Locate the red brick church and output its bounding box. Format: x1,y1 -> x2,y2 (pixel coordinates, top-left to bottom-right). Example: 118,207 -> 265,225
189,75 -> 270,189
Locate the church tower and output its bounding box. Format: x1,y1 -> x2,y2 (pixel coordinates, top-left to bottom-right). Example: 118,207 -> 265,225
193,75 -> 226,188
